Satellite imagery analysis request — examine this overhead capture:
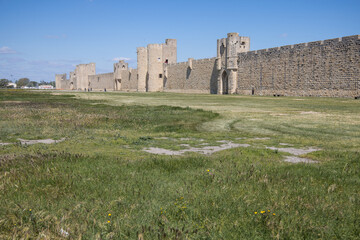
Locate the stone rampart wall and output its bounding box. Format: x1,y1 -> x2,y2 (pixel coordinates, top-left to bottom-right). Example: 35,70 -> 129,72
121,69 -> 138,91
164,58 -> 218,93
60,79 -> 71,90
237,35 -> 360,97
89,73 -> 114,90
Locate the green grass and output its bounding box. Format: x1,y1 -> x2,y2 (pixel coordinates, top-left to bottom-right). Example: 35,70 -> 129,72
0,89 -> 359,239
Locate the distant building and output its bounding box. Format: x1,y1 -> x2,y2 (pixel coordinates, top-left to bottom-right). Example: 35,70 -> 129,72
38,85 -> 54,89
7,83 -> 17,88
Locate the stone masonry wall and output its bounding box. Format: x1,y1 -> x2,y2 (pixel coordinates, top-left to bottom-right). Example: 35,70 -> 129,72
120,69 -> 138,91
165,58 -> 218,93
237,35 -> 360,97
89,73 -> 114,90
60,79 -> 71,90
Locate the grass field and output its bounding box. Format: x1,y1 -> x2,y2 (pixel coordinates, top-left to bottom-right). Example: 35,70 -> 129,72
0,89 -> 359,239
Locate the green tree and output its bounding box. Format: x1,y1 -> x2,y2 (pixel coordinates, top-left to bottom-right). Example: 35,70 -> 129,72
16,78 -> 30,87
0,79 -> 10,88
27,81 -> 39,88
39,80 -> 55,87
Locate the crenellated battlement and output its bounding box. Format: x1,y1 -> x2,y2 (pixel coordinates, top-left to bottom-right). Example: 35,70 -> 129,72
168,57 -> 216,67
241,35 -> 360,57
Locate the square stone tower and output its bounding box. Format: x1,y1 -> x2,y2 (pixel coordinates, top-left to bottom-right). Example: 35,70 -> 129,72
137,39 -> 177,92
75,63 -> 96,90
55,73 -> 67,89
216,33 -> 250,94
114,60 -> 128,90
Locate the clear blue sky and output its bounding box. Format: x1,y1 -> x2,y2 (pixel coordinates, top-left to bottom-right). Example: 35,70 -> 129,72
0,0 -> 359,82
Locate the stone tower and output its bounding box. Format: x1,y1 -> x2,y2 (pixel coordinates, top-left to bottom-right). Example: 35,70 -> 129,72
69,71 -> 76,90
114,60 -> 128,91
137,39 -> 177,92
75,63 -> 96,90
55,73 -> 66,89
137,47 -> 148,92
162,39 -> 177,64
217,33 -> 250,94
147,44 -> 163,92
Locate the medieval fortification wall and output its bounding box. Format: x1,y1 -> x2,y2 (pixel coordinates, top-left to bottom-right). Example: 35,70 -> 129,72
55,33 -> 359,98
164,58 -> 218,93
89,73 -> 114,90
120,68 -> 138,91
237,35 -> 360,97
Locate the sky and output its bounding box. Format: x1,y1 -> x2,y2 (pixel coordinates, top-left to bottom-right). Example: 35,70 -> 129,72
0,0 -> 359,82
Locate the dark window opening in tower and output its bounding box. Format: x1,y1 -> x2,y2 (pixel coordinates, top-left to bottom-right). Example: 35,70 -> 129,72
165,59 -> 168,64
241,42 -> 246,45
220,44 -> 225,55
159,74 -> 162,78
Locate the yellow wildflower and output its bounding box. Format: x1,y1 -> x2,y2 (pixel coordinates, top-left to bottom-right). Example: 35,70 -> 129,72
268,210 -> 270,212
254,212 -> 258,214
29,209 -> 32,212
108,213 -> 111,216
261,211 -> 265,214
207,169 -> 210,172
107,220 -> 110,223
273,213 -> 276,216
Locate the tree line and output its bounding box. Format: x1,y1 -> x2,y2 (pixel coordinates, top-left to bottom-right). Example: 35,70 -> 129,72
0,78 -> 55,88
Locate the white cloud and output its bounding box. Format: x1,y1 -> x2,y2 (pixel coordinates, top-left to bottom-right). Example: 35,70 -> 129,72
112,57 -> 131,62
0,46 -> 17,54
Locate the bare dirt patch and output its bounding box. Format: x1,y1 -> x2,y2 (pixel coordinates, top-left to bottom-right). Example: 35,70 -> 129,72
266,146 -> 320,155
2,101 -> 30,104
279,143 -> 293,146
143,141 -> 250,156
1,138 -> 66,146
270,113 -> 289,116
0,142 -> 12,146
284,156 -> 318,163
300,111 -> 318,115
18,138 -> 66,145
